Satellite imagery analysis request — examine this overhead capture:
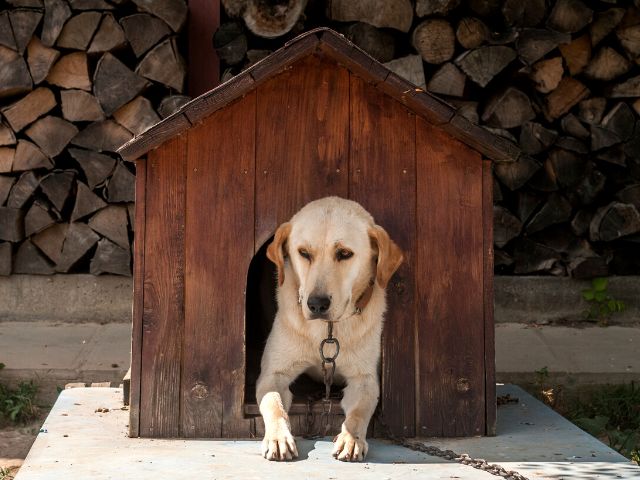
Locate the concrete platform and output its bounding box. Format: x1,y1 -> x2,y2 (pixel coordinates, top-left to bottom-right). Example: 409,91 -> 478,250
15,385 -> 639,480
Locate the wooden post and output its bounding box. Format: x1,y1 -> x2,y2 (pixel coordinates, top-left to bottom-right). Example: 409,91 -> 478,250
188,0 -> 220,96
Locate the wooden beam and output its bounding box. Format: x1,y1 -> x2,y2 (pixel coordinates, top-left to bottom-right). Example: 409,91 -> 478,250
187,0 -> 220,96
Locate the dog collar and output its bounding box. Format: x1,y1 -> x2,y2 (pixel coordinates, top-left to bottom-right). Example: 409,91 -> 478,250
354,278 -> 376,314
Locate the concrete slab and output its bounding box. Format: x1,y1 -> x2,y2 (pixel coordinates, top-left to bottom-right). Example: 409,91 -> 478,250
15,385 -> 639,480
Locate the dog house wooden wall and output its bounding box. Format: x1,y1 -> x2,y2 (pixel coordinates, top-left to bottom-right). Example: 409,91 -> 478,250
119,28 -> 521,440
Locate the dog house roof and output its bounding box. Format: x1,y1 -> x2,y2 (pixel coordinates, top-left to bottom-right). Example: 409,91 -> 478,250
118,28 -> 522,163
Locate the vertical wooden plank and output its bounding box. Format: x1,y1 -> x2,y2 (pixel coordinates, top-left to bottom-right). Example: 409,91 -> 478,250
255,55 -> 349,249
140,136 -> 187,437
129,157 -> 147,438
188,0 -> 220,96
182,93 -> 256,438
416,118 -> 485,437
349,76 -> 416,438
483,159 -> 496,436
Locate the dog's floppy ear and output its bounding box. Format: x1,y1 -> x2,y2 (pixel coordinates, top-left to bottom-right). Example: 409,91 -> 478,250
266,222 -> 292,286
368,225 -> 404,289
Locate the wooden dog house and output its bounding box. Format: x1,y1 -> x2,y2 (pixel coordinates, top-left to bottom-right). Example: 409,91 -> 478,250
119,28 -> 521,440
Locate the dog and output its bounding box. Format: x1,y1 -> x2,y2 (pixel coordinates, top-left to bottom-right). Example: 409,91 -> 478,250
256,196 -> 403,462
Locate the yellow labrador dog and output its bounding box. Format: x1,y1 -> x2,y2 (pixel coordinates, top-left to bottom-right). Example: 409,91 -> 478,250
256,196 -> 403,462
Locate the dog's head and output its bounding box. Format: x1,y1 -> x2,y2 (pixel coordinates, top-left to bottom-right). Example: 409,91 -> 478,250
266,197 -> 403,322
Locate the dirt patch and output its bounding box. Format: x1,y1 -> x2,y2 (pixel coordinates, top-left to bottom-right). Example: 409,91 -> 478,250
0,411 -> 49,477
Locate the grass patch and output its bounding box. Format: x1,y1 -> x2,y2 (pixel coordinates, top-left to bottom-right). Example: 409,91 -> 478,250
0,364 -> 40,425
0,467 -> 17,480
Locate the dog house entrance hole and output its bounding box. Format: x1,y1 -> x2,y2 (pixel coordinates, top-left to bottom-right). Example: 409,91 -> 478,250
244,237 -> 345,416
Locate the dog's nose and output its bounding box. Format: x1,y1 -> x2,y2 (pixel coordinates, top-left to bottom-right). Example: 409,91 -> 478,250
307,295 -> 331,315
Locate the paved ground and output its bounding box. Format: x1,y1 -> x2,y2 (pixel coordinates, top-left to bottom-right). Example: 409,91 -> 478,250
14,385 -> 640,480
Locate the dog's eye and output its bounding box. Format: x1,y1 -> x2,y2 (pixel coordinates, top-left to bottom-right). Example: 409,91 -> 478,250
298,249 -> 312,261
336,249 -> 353,261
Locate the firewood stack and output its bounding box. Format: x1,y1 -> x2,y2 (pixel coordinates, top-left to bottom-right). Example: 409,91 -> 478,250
0,0 -> 189,276
218,0 -> 640,278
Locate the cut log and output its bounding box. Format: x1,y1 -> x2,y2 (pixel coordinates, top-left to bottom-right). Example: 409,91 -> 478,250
9,9 -> 43,54
327,0 -> 413,32
513,239 -> 559,274
493,205 -> 522,248
135,37 -> 185,92
0,207 -> 25,242
0,148 -> 15,173
70,181 -> 106,221
558,34 -> 591,75
7,171 -> 38,209
494,249 -> 513,269
46,52 -> 91,91
416,0 -> 460,17
56,222 -> 100,272
608,75 -> 640,98
120,14 -> 170,58
0,12 -> 17,51
243,0 -> 308,38
13,240 -> 54,274
26,37 -> 59,85
517,191 -> 543,223
384,55 -> 426,88
157,95 -> 190,118
90,238 -> 131,276
343,22 -> 395,63
131,0 -> 188,33
591,126 -> 621,151
106,162 -> 135,202
112,97 -> 160,136
590,202 -> 640,242
68,148 -> 116,188
25,201 -> 55,236
546,0 -> 593,34
528,160 -> 559,192
568,256 -> 609,280
455,17 -> 488,49
0,242 -> 10,275
482,87 -> 535,128
0,176 -> 15,205
544,77 -> 590,120
213,22 -> 248,66
13,139 -> 53,171
468,0 -> 500,17
88,205 -> 129,248
530,56 -> 563,93
590,8 -> 625,46
448,99 -> 478,123
578,97 -> 606,125
0,46 -> 32,99
583,47 -> 631,81
31,222 -> 67,264
501,0 -> 546,27
1,87 -> 56,132
246,48 -> 271,65
597,145 -> 626,166
555,136 -> 587,154
547,148 -> 588,188
94,52 -> 149,116
25,116 -> 78,158
519,122 -> 558,155
40,171 -> 75,212
600,102 -> 635,142
427,62 -> 464,97
572,168 -> 605,206
517,28 -> 570,65
0,125 -> 16,147
561,114 -> 590,139
412,19 -> 455,64
455,45 -> 516,87
617,24 -> 640,58
494,155 -> 541,191
88,13 -> 126,54
571,209 -> 591,236
69,0 -> 114,9
61,89 -> 105,122
127,202 -> 134,231
56,11 -> 101,50
617,184 -> 640,210
71,120 -> 133,152
42,0 -> 72,47
526,193 -> 572,234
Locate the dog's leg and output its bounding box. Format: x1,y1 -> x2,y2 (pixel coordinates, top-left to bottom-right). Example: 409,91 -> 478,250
332,373 -> 378,462
256,371 -> 299,461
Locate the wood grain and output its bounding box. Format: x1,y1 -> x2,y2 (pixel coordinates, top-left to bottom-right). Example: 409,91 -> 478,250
255,55 -> 350,249
139,135 -> 187,437
349,75 -> 416,438
483,159 -> 496,436
181,92 -> 255,438
416,118 -> 485,437
187,0 -> 220,96
129,157 -> 147,438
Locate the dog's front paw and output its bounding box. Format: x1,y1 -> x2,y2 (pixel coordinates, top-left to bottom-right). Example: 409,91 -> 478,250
332,430 -> 368,462
261,418 -> 298,461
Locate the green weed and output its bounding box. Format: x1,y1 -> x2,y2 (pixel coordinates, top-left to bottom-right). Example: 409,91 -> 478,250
582,277 -> 625,326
